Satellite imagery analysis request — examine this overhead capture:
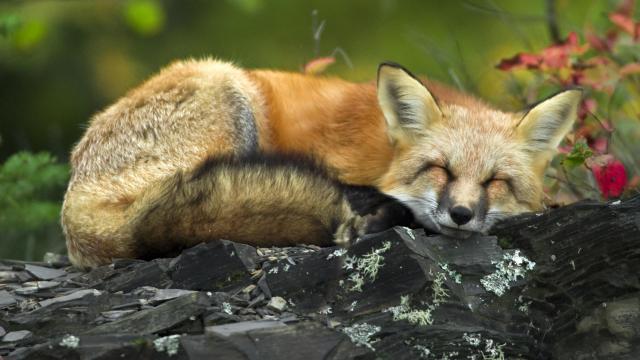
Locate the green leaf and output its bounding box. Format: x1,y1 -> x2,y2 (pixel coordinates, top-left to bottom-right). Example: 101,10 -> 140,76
123,0 -> 165,36
0,13 -> 21,38
563,141 -> 593,170
12,20 -> 46,51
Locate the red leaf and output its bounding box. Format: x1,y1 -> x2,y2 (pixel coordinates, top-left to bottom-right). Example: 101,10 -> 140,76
558,144 -> 573,154
586,32 -> 611,52
496,53 -> 541,70
610,12 -> 636,35
585,29 -> 618,52
620,62 -> 640,76
610,0 -> 637,39
497,32 -> 588,72
578,98 -> 597,121
566,31 -> 579,46
588,137 -> 609,154
496,54 -> 521,71
615,0 -> 635,17
541,47 -> 570,68
591,159 -> 628,199
303,57 -> 335,75
540,32 -> 589,69
520,53 -> 541,67
569,69 -> 585,86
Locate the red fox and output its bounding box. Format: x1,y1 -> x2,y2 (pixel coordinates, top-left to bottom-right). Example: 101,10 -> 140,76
62,59 -> 581,268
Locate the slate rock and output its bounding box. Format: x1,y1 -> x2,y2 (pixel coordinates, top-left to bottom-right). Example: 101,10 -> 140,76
262,227 -> 429,314
9,291 -> 140,337
0,271 -> 22,283
9,334 -> 164,360
101,261 -> 171,293
205,319 -> 287,337
22,280 -> 60,290
262,247 -> 343,312
99,310 -> 137,321
204,321 -> 365,360
13,286 -> 40,296
39,289 -> 102,307
333,228 -> 430,312
136,287 -> 197,305
2,330 -> 32,342
24,264 -> 66,280
73,264 -> 119,288
231,242 -> 259,271
266,297 -> 287,313
0,290 -> 16,309
2,195 -> 639,360
180,335 -> 248,360
168,240 -> 254,291
86,293 -> 210,335
256,273 -> 272,298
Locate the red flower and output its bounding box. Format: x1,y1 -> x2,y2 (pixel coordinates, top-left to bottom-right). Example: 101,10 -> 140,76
591,159 -> 628,199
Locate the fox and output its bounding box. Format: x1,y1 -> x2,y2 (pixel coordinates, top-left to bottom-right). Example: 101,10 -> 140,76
61,59 -> 581,268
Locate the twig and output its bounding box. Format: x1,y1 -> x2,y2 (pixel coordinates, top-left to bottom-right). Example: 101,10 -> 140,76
330,47 -> 353,69
311,10 -> 325,57
545,0 -> 562,44
587,110 -> 613,153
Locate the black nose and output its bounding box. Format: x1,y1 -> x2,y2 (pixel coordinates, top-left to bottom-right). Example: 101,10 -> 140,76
449,206 -> 473,226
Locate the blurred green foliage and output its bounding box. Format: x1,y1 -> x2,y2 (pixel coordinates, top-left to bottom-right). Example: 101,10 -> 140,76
0,151 -> 69,260
0,13 -> 20,37
0,0 -> 619,161
124,0 -> 165,36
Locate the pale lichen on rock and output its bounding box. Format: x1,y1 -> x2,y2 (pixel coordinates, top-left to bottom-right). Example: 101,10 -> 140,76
342,241 -> 392,292
58,335 -> 79,349
341,323 -> 381,351
385,295 -> 433,326
480,250 -> 535,296
153,334 -> 181,356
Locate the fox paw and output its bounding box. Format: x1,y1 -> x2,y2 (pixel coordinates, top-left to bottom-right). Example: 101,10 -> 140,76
333,216 -> 366,247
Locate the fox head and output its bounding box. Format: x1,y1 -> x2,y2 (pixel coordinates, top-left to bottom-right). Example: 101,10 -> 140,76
376,62 -> 581,238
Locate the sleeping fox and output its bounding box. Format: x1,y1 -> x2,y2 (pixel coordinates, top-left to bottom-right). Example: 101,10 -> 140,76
61,59 -> 581,268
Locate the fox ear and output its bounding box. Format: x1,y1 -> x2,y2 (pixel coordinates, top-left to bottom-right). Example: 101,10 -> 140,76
377,62 -> 442,144
517,89 -> 582,155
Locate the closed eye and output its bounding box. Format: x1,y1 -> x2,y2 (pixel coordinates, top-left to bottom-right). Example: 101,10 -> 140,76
483,177 -> 513,192
410,162 -> 452,183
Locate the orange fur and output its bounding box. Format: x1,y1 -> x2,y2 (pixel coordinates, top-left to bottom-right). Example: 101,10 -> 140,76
248,71 -> 394,185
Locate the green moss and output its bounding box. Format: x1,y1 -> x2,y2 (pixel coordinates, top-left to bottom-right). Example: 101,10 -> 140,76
130,338 -> 149,347
497,237 -> 513,249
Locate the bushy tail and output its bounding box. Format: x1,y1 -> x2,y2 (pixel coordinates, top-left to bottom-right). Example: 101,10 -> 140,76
63,155 -> 368,268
